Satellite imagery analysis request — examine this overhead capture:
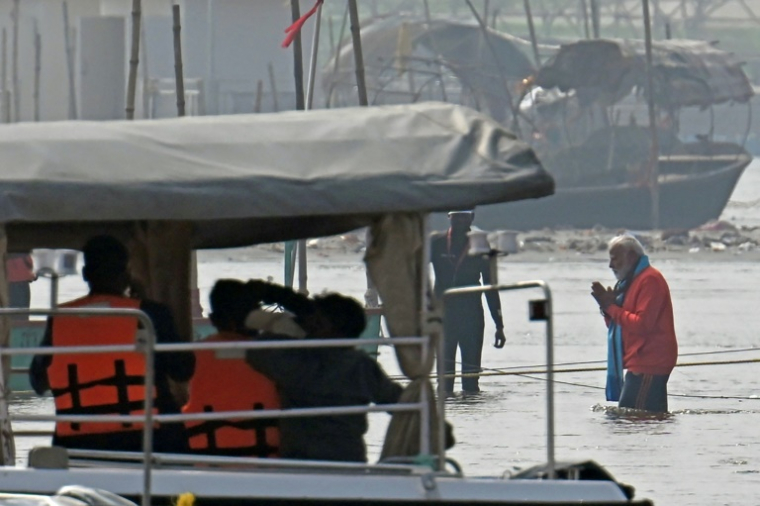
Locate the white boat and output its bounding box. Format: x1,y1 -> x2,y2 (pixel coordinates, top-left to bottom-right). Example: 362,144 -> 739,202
0,102 -> 650,505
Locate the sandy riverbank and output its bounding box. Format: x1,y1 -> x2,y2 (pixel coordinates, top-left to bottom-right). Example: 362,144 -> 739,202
199,218 -> 760,265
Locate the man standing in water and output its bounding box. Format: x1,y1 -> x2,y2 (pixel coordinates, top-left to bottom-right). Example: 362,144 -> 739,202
430,210 -> 505,394
591,234 -> 678,413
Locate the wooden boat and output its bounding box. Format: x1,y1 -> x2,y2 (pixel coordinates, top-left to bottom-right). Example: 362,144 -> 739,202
0,103 -> 653,505
470,142 -> 752,231
326,20 -> 754,231
488,38 -> 755,231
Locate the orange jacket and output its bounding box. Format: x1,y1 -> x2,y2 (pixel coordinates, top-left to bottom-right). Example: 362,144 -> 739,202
605,266 -> 678,375
183,332 -> 280,457
48,294 -> 155,437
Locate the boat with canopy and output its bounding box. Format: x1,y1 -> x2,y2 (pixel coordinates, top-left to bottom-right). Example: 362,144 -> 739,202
0,102 -> 651,505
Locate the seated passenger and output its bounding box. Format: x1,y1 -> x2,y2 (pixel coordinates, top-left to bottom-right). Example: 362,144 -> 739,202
29,235 -> 195,453
246,289 -> 403,463
183,280 -> 280,457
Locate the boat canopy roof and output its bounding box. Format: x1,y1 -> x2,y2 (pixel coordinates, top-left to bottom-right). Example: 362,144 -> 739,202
0,102 -> 553,249
322,16 -> 538,106
535,38 -> 753,109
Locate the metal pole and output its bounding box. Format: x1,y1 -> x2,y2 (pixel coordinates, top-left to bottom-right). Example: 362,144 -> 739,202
125,0 -> 142,119
523,0 -> 541,66
642,0 -> 660,229
50,274 -> 58,309
289,0 -> 308,294
62,1 -> 77,120
172,4 -> 186,117
443,281 -> 555,478
348,0 -> 368,106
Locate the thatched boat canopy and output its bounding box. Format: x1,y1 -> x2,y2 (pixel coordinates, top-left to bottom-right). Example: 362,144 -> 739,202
535,38 -> 753,109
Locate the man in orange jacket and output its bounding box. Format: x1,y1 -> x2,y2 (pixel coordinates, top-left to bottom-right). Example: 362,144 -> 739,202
591,234 -> 678,413
29,235 -> 195,452
183,279 -> 281,457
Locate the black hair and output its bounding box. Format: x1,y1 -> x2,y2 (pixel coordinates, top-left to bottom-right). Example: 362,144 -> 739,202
81,235 -> 129,282
313,293 -> 366,338
210,279 -> 260,329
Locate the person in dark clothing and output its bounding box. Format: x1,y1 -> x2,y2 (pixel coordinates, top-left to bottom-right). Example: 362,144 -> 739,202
430,210 -> 505,394
245,290 -> 403,462
29,235 -> 195,453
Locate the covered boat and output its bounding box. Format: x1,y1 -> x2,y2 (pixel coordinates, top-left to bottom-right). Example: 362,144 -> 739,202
322,15 -> 539,124
480,37 -> 753,231
0,103 -> 651,505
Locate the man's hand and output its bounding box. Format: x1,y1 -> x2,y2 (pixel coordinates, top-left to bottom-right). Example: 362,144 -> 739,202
494,327 -> 506,349
591,281 -> 616,310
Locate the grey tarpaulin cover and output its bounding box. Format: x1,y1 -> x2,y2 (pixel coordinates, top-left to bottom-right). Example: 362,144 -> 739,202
0,102 -> 552,249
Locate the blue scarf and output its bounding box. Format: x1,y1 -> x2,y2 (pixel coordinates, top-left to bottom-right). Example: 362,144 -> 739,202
606,255 -> 650,401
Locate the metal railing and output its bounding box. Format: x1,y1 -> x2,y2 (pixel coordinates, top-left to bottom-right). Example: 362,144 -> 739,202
0,307 -> 432,506
440,281 -> 555,478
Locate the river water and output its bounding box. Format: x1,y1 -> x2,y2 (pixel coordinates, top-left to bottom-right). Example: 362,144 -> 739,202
9,161 -> 760,505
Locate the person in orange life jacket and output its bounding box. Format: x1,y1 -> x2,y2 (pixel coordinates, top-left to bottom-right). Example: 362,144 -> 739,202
430,210 -> 505,394
246,289 -> 405,462
6,253 -> 35,321
591,234 -> 678,413
29,235 -> 195,452
182,279 -> 281,457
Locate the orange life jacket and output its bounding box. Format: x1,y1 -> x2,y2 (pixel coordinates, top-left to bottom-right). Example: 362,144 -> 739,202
48,294 -> 156,438
183,332 -> 280,457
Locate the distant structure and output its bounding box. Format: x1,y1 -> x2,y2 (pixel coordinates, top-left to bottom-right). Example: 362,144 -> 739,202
0,0 -> 313,122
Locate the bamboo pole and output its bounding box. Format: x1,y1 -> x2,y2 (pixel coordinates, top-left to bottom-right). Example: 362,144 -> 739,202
590,0 -> 600,38
297,0 -> 324,296
1,29 -> 8,124
347,1 -> 379,308
62,1 -> 77,120
348,0 -> 368,106
305,1 -> 323,109
172,4 -> 185,117
11,0 -> 19,122
642,0 -> 660,229
141,21 -> 150,119
290,0 -> 305,112
33,22 -> 40,122
579,0 -> 591,38
125,0 -> 142,120
523,0 -> 541,66
325,4 -> 348,108
465,0 -> 522,136
267,62 -> 279,112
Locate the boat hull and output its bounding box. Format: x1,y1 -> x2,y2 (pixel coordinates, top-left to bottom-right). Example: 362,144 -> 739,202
0,466 -> 652,505
463,152 -> 751,231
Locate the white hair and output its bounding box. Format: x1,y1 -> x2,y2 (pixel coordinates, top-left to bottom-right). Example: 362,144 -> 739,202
608,234 -> 645,256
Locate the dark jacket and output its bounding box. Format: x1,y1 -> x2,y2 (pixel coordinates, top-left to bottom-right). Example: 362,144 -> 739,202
246,345 -> 403,462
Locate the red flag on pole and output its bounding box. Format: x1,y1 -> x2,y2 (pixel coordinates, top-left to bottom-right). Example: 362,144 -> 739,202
282,0 -> 323,48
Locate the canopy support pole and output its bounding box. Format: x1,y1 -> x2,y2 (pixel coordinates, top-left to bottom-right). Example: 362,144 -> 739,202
0,226 -> 14,466
642,0 -> 660,229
